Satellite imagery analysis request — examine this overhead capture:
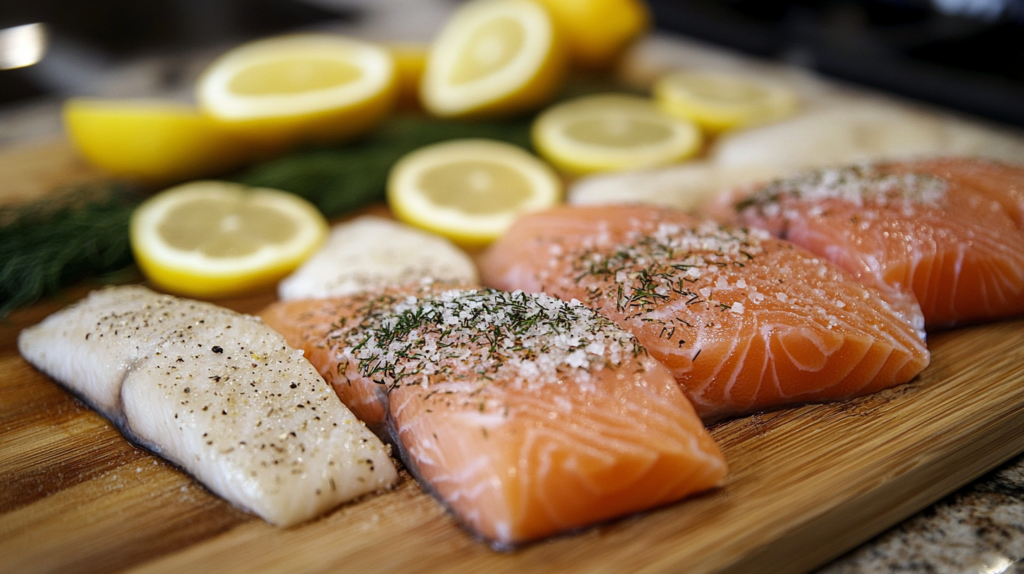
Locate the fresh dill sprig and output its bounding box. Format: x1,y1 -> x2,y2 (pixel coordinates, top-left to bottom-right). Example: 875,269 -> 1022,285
0,183 -> 141,318
231,115 -> 534,218
0,113 -> 539,318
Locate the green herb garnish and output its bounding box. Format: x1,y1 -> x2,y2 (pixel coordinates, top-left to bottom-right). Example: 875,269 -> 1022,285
0,114 -> 536,318
0,183 -> 140,318
232,115 -> 533,217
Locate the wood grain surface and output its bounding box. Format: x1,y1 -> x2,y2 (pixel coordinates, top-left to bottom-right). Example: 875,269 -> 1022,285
2,143 -> 1024,574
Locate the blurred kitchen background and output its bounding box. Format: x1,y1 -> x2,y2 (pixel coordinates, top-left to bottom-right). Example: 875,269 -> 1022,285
2,0 -> 1024,146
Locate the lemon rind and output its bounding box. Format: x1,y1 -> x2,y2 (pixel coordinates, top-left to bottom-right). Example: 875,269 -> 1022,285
63,98 -> 247,183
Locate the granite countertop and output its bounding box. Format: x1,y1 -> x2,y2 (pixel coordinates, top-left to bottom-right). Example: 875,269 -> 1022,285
822,454 -> 1024,573
2,6 -> 1023,572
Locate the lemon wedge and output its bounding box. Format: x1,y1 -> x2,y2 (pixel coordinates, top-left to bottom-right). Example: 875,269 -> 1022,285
387,139 -> 561,245
130,181 -> 328,298
535,0 -> 650,70
532,94 -> 702,175
420,0 -> 567,118
196,34 -> 397,150
63,98 -> 248,184
653,71 -> 799,133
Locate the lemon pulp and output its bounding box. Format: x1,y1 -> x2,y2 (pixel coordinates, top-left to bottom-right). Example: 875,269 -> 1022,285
421,0 -> 567,118
196,34 -> 396,149
131,181 -> 327,298
532,94 -> 702,175
653,71 -> 799,133
388,139 -> 561,245
228,59 -> 364,95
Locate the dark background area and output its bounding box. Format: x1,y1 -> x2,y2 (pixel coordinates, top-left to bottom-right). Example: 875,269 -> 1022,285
2,0 -> 1023,126
647,0 -> 1024,127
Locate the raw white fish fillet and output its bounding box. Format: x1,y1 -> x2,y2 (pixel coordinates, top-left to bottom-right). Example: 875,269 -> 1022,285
18,285 -> 398,527
278,215 -> 478,301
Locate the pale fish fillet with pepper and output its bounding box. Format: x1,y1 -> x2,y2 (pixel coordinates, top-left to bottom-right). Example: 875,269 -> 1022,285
261,283 -> 727,548
479,205 -> 930,422
717,158 -> 1024,329
17,285 -> 397,527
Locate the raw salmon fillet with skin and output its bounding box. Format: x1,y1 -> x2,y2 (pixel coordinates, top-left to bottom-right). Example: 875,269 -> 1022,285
479,205 -> 930,422
723,159 -> 1024,329
261,283 -> 727,548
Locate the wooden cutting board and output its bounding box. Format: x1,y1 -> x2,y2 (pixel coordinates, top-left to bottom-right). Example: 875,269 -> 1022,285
2,142 -> 1024,574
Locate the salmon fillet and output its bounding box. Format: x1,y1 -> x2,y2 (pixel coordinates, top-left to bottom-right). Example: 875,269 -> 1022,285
479,205 -> 930,422
261,283 -> 727,547
723,159 -> 1024,329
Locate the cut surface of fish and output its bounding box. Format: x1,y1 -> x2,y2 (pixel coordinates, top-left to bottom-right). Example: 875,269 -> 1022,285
261,283 -> 727,547
479,205 -> 930,422
278,215 -> 479,301
727,159 -> 1024,329
17,285 -> 397,527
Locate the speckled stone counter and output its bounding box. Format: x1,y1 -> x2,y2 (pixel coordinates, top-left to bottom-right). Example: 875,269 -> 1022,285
821,453 -> 1024,573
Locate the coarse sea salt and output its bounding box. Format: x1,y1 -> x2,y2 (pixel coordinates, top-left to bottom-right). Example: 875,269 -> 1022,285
339,288 -> 642,390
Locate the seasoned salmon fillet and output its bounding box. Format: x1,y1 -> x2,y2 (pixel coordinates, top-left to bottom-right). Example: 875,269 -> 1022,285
723,159 -> 1024,328
262,283 -> 727,547
479,205 -> 930,421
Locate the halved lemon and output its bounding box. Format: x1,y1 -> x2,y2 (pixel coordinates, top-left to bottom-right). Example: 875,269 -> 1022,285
387,139 -> 561,245
535,0 -> 650,70
420,0 -> 568,118
653,70 -> 799,134
532,93 -> 702,175
387,42 -> 429,110
63,98 -> 248,184
196,34 -> 397,150
130,181 -> 328,298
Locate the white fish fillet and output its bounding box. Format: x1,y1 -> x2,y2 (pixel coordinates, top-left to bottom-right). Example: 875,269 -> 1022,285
278,215 -> 478,301
18,285 -> 397,527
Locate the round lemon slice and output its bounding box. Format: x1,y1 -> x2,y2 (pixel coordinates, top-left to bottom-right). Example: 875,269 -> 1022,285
63,98 -> 248,184
420,0 -> 567,118
532,94 -> 702,175
387,139 -> 561,245
130,181 -> 328,298
196,34 -> 396,150
653,71 -> 799,133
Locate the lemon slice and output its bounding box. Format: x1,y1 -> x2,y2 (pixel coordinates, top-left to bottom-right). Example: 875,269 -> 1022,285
196,34 -> 396,150
130,181 -> 328,298
420,0 -> 567,118
387,139 -> 561,245
535,0 -> 650,70
532,94 -> 702,175
653,71 -> 799,133
63,98 -> 248,184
